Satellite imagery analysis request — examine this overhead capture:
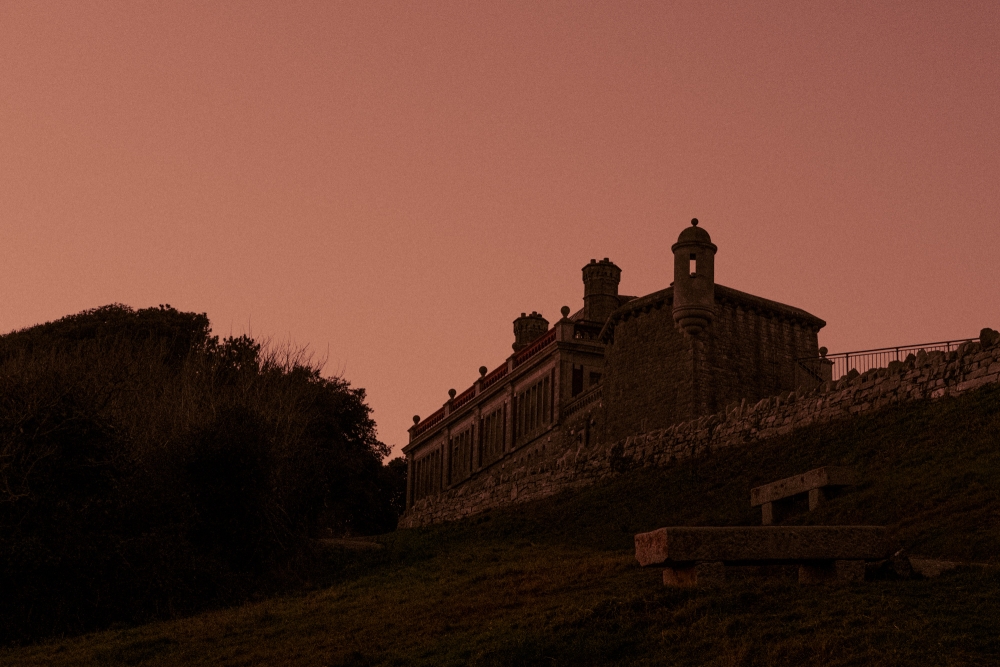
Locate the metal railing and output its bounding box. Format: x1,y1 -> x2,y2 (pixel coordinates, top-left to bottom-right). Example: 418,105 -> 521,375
798,337 -> 979,383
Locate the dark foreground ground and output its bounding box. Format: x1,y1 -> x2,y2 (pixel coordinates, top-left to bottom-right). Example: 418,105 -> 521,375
5,383 -> 1000,666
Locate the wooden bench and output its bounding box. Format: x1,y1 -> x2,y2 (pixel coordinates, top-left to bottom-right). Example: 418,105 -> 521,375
751,466 -> 858,525
635,526 -> 892,586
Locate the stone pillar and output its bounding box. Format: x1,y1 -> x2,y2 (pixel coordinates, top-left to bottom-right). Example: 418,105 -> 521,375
761,502 -> 774,526
444,428 -> 452,488
555,306 -> 574,342
663,561 -> 726,587
442,389 -> 454,488
505,383 -> 515,453
405,455 -> 414,511
799,560 -> 865,584
808,487 -> 825,511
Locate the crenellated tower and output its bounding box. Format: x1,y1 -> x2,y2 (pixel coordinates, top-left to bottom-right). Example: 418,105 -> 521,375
512,311 -> 549,352
581,258 -> 622,324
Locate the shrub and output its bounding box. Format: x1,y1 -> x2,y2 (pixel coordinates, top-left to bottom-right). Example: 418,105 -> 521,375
0,305 -> 401,642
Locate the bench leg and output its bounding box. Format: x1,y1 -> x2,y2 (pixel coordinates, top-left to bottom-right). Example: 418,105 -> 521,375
663,565 -> 697,587
808,487 -> 825,511
799,560 -> 866,584
835,559 -> 865,582
663,561 -> 726,588
761,502 -> 774,525
799,561 -> 835,584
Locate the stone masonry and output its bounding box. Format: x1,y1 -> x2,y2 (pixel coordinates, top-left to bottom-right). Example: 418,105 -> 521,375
400,333 -> 1000,528
402,220 -> 828,524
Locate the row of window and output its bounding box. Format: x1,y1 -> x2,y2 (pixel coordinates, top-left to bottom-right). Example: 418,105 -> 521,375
514,372 -> 553,443
480,405 -> 506,467
415,368 -> 577,502
413,448 -> 442,502
449,426 -> 475,485
448,402 -> 507,485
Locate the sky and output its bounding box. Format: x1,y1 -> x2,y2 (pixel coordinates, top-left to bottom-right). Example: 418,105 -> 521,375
2,0 -> 998,456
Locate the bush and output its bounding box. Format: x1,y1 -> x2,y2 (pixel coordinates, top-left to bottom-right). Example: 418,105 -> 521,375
0,305 -> 402,642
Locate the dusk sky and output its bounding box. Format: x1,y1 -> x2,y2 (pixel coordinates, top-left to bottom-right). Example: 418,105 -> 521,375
2,1 -> 997,456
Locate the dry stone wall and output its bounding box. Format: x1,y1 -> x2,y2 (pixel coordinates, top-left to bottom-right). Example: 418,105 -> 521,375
399,333 -> 1000,529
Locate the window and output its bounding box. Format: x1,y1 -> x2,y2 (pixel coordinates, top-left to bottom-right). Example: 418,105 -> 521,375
572,365 -> 584,397
414,448 -> 441,501
589,371 -> 602,387
480,405 -> 505,467
690,253 -> 697,276
515,374 -> 552,443
449,426 -> 475,484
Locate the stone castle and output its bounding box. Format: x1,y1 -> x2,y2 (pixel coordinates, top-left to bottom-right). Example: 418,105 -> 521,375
401,219 -> 834,523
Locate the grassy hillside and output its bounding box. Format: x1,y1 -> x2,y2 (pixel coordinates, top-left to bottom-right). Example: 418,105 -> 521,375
5,382 -> 1000,666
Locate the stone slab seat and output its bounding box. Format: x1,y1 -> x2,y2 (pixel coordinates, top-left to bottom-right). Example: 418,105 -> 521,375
750,466 -> 858,525
635,526 -> 892,586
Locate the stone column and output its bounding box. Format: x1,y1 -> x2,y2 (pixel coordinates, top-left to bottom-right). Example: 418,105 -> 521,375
506,382 -> 516,453
405,455 -> 414,511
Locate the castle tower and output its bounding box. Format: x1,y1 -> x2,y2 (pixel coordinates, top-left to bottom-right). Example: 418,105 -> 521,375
581,258 -> 621,323
512,311 -> 549,352
671,218 -> 717,336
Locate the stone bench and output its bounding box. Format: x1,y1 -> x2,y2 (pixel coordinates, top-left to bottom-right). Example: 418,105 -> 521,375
635,526 -> 892,586
750,466 -> 858,525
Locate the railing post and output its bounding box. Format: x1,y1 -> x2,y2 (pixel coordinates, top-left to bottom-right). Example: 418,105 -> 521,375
556,309 -> 575,343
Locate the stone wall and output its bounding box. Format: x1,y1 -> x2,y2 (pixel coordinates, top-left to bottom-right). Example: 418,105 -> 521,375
399,333 -> 1000,529
599,285 -> 823,444
601,292 -> 691,440
704,290 -> 822,415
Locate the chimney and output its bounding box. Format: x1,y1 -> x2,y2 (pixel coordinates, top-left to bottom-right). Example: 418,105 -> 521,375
512,311 -> 549,352
581,258 -> 621,323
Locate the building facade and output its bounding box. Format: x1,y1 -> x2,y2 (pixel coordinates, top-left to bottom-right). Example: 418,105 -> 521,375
402,220 -> 827,516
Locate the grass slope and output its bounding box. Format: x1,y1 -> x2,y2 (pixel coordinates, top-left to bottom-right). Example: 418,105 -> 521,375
5,383 -> 1000,666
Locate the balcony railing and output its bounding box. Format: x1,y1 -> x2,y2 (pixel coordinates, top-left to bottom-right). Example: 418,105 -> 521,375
451,385 -> 476,410
562,384 -> 603,418
412,407 -> 445,437
797,337 -> 979,382
513,328 -> 557,368
412,328 -> 559,439
480,362 -> 509,390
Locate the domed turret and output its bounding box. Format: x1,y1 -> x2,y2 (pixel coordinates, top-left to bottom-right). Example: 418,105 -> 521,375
671,218 -> 717,337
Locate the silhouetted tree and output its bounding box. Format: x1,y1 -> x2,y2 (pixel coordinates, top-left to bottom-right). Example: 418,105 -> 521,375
0,305 -> 399,642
